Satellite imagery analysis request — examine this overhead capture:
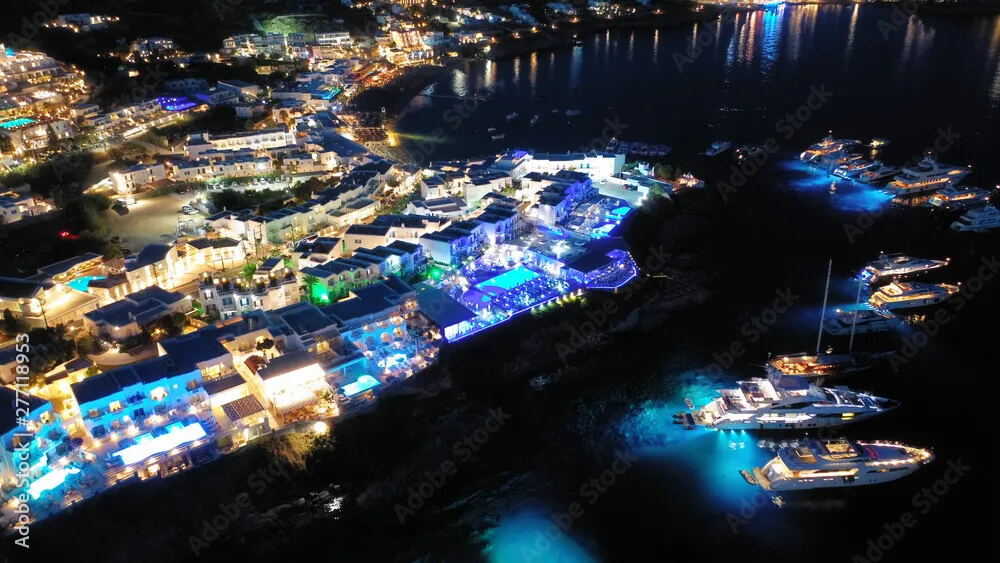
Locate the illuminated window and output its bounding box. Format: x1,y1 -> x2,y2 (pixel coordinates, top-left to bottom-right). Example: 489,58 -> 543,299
150,387 -> 167,402
109,400 -> 122,412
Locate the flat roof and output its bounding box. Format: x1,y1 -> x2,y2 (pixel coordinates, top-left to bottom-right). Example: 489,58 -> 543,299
414,282 -> 477,328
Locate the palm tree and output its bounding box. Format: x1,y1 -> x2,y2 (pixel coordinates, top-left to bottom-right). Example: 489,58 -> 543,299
302,274 -> 320,303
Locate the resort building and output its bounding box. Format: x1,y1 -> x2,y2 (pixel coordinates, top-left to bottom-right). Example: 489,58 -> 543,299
110,163 -> 167,194
0,387 -> 65,499
0,277 -> 100,328
204,210 -> 269,252
198,267 -> 300,320
123,243 -> 183,291
184,125 -> 297,159
82,285 -> 192,341
33,253 -> 103,284
0,191 -> 54,224
418,221 -> 486,266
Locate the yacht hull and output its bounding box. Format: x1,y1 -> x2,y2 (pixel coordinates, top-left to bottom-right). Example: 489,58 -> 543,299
703,411 -> 885,431
756,466 -> 922,490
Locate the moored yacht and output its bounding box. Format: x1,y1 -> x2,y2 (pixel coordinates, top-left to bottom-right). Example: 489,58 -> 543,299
833,158 -> 876,179
743,438 -> 933,490
800,134 -> 861,163
819,151 -> 862,171
869,138 -> 890,149
687,374 -> 898,430
951,205 -> 1000,232
868,281 -> 959,310
735,145 -> 766,161
491,133 -> 505,140
885,157 -> 970,195
768,352 -> 882,378
823,307 -> 902,336
929,185 -> 992,208
703,140 -> 732,156
859,253 -> 949,282
506,112 -> 519,120
858,161 -> 901,184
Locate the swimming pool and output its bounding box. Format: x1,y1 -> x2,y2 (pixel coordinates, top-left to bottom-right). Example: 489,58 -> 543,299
475,267 -> 539,293
342,375 -> 381,397
68,275 -> 105,292
0,117 -> 36,130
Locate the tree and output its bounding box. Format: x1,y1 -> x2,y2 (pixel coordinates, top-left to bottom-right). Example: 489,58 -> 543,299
0,135 -> 14,156
75,335 -> 98,356
302,275 -> 322,303
240,263 -> 258,283
2,309 -> 29,335
648,184 -> 666,199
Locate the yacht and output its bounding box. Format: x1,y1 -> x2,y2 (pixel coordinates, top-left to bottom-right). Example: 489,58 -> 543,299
930,186 -> 992,209
486,126 -> 496,132
951,205 -> 1000,232
858,161 -> 901,184
565,109 -> 581,116
768,352 -> 882,378
823,307 -> 902,336
819,151 -> 862,171
551,108 -> 561,114
833,158 -> 876,179
506,112 -> 519,120
530,114 -> 540,125
491,133 -> 505,141
859,253 -> 949,282
685,374 -> 898,430
869,281 -> 959,310
742,438 -> 933,491
869,138 -> 890,149
703,141 -> 732,156
885,157 -> 970,195
799,134 -> 861,163
735,145 -> 766,161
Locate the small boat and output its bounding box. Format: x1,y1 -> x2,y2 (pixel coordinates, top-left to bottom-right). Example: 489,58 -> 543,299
491,133 -> 505,140
506,112 -> 519,120
551,109 -> 561,114
530,114 -> 540,125
869,138 -> 890,149
734,145 -> 766,161
703,140 -> 732,157
929,185 -> 993,209
565,109 -> 581,117
486,126 -> 496,132
858,161 -> 901,184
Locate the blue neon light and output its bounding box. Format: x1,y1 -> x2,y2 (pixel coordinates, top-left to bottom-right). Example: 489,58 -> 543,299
112,422 -> 207,466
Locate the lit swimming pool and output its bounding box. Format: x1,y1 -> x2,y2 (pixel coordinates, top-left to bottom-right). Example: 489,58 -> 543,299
68,275 -> 105,292
342,375 -> 381,397
0,117 -> 36,130
475,267 -> 539,293
610,206 -> 631,217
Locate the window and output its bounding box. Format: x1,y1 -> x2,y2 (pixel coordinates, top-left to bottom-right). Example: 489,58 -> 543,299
109,400 -> 122,412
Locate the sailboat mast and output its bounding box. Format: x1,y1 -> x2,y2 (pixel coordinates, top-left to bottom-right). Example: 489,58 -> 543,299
848,277 -> 863,351
816,259 -> 833,354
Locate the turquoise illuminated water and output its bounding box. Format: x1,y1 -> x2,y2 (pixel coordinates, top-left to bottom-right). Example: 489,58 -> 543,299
67,275 -> 105,292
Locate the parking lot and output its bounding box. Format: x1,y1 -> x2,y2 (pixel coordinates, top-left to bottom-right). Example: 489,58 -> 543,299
104,192 -> 204,249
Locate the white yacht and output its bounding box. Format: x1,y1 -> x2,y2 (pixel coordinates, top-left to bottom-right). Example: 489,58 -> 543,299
858,161 -> 901,184
885,157 -> 970,195
951,205 -> 1000,232
833,158 -> 876,179
491,133 -> 505,141
819,151 -> 862,171
703,141 -> 732,156
686,374 -> 898,430
800,134 -> 861,163
823,307 -> 902,336
743,438 -> 934,491
859,253 -> 949,282
869,281 -> 959,310
530,114 -> 540,125
929,186 -> 992,209
506,112 -> 519,120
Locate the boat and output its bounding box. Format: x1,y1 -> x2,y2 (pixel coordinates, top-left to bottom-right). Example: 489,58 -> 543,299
833,158 -> 876,179
868,281 -> 959,310
819,151 -> 862,171
486,126 -> 496,132
929,185 -> 993,209
703,140 -> 732,156
735,145 -> 767,161
800,134 -> 861,163
869,138 -> 890,149
506,112 -> 519,120
491,133 -> 505,140
745,438 -> 933,490
859,253 -> 949,283
565,109 -> 581,117
551,109 -> 561,114
885,157 -> 970,195
687,373 -> 899,430
823,307 -> 902,336
769,260 -> 885,379
951,205 -> 1000,232
858,161 -> 901,184
530,114 -> 540,125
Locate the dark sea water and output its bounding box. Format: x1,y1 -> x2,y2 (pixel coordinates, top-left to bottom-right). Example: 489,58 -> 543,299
384,6 -> 998,562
